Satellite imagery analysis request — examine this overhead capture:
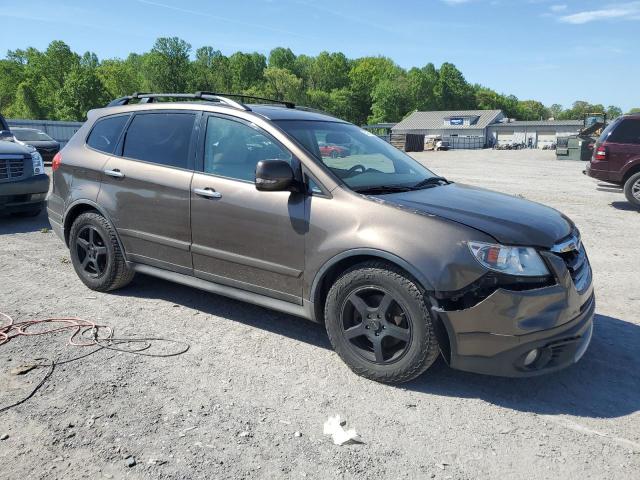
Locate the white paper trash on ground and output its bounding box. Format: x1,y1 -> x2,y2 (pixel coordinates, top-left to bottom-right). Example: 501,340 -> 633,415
323,415 -> 362,445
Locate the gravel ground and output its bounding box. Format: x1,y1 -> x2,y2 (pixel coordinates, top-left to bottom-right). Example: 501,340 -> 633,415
0,150 -> 638,480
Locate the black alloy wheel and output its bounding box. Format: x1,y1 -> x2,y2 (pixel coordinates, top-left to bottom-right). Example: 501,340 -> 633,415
340,287 -> 412,364
75,225 -> 108,278
324,261 -> 440,383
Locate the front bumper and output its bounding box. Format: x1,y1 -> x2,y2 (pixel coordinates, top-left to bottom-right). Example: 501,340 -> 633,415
433,249 -> 595,377
0,174 -> 50,213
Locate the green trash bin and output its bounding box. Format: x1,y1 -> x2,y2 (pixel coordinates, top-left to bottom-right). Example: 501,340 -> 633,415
556,135 -> 594,161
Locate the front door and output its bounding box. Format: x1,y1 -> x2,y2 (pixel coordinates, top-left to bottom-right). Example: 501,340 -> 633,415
98,111 -> 197,274
190,114 -> 306,303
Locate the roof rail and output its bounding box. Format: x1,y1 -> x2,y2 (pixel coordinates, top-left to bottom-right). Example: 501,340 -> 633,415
106,92 -> 250,111
106,91 -> 296,110
196,92 -> 295,109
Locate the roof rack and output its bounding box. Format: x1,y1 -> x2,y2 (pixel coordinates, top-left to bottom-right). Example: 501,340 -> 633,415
106,91 -> 296,111
106,92 -> 250,111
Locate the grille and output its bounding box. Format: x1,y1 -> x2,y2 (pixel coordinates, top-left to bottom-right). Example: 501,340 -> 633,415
0,156 -> 26,180
553,241 -> 592,294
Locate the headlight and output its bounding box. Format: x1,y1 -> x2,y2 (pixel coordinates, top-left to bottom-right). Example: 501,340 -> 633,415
31,151 -> 44,175
467,241 -> 549,277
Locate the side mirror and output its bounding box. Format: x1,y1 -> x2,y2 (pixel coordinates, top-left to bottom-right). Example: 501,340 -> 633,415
255,160 -> 296,192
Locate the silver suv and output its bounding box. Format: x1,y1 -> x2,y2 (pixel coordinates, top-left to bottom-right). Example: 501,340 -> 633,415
47,92 -> 594,383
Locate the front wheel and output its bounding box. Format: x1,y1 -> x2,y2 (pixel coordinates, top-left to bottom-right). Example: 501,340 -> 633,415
324,261 -> 440,383
69,212 -> 135,291
624,172 -> 640,208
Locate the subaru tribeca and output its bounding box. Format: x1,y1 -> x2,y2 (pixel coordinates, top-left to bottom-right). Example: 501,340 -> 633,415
47,93 -> 594,383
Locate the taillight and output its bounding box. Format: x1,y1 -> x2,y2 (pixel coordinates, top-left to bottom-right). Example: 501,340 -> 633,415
52,152 -> 62,171
595,145 -> 607,161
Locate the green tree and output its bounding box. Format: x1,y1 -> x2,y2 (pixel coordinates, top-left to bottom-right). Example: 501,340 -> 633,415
189,46 -> 231,92
370,74 -> 411,123
97,55 -> 144,98
433,63 -> 475,110
407,64 -> 438,112
308,51 -> 350,91
268,47 -> 296,72
228,52 -> 266,91
262,67 -> 305,103
144,37 -> 192,92
549,103 -> 563,119
516,100 -> 549,121
55,65 -> 109,120
628,107 -> 640,114
606,105 -> 622,119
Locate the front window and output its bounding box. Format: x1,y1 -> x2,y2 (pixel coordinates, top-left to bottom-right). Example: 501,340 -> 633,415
13,129 -> 54,142
274,120 -> 440,192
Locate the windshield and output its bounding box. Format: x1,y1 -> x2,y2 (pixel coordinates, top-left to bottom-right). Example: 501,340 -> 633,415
13,129 -> 53,142
274,120 -> 438,192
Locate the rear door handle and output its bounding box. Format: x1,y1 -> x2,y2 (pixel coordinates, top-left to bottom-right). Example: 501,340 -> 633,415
194,187 -> 222,199
104,169 -> 125,178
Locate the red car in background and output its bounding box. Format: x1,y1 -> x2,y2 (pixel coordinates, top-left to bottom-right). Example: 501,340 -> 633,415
319,141 -> 350,158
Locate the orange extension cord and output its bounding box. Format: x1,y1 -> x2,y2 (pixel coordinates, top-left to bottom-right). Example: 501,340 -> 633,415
0,311 -> 189,413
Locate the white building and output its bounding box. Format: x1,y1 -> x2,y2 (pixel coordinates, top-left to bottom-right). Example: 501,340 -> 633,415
487,120 -> 583,148
391,110 -> 583,149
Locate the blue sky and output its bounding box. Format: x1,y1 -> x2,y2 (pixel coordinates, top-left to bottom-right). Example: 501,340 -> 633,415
1,0 -> 638,111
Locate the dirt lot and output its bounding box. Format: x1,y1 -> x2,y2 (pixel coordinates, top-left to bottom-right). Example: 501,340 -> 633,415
1,150 -> 638,480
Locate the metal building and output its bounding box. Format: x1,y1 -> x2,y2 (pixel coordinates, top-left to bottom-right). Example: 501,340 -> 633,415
487,120 -> 583,149
7,119 -> 84,147
391,110 -> 504,150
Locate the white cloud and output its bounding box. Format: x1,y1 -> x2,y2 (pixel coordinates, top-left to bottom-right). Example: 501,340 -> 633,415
559,1 -> 640,24
441,0 -> 472,5
550,4 -> 567,12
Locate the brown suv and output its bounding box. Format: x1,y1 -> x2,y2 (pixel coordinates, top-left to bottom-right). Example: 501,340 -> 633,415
47,92 -> 594,383
586,113 -> 640,207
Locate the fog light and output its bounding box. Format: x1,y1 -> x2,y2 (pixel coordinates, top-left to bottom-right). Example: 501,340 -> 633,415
523,349 -> 539,366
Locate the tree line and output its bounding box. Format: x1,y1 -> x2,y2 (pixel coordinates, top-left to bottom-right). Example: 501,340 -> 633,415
0,37 -> 635,125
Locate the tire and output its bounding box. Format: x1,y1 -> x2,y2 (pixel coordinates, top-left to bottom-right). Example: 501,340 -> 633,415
12,207 -> 42,217
69,212 -> 135,292
624,172 -> 640,208
324,261 -> 440,384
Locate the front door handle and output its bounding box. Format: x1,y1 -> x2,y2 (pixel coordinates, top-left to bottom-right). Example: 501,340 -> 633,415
194,187 -> 222,199
104,169 -> 125,178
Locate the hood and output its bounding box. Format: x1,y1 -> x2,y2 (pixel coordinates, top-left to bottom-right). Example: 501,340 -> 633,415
376,183 -> 572,248
0,139 -> 33,156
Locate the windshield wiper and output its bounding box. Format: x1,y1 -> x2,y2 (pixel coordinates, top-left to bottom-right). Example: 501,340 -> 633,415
411,176 -> 451,190
354,185 -> 414,195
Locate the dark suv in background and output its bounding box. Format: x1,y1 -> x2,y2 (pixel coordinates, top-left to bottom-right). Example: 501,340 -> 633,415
586,113 -> 640,208
0,113 -> 49,216
11,127 -> 60,164
48,92 -> 594,383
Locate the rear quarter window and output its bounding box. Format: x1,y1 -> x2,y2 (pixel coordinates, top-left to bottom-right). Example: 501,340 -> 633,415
608,119 -> 640,144
86,115 -> 130,154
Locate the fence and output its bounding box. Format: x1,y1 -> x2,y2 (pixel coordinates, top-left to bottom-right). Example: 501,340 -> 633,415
7,119 -> 84,147
443,136 -> 485,150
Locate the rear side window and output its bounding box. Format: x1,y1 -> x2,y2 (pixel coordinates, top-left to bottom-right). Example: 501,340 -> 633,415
87,115 -> 129,154
608,119 -> 640,144
123,113 -> 195,169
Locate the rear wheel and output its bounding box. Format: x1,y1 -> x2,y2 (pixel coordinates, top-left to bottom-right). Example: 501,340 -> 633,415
69,212 -> 135,291
624,172 -> 640,208
324,261 -> 439,383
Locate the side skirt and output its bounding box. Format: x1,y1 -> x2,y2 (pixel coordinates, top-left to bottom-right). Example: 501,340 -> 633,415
131,263 -> 316,321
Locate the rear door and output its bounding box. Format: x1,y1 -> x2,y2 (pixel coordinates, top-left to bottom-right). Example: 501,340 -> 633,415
97,111 -> 198,274
189,113 -> 305,303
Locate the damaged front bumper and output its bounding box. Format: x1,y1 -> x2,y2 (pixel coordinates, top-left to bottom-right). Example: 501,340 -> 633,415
432,250 -> 595,377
